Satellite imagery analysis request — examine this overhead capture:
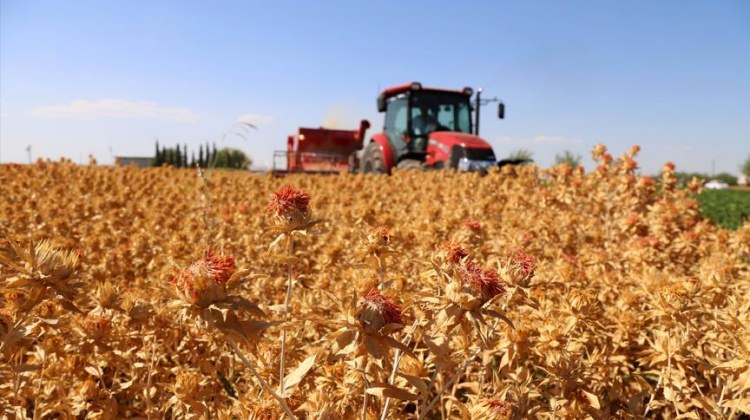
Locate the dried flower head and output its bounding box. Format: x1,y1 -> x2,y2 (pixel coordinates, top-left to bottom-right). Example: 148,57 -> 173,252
445,243 -> 470,264
509,249 -> 536,283
463,218 -> 482,233
592,144 -> 607,160
376,226 -> 390,246
358,289 -> 404,335
267,185 -> 311,225
457,262 -> 505,306
469,399 -> 514,419
172,252 -> 236,307
32,240 -> 80,280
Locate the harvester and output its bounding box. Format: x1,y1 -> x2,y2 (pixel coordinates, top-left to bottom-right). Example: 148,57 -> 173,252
273,120 -> 370,174
274,82 -> 509,174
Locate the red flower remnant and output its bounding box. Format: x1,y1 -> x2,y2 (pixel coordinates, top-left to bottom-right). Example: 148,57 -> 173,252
267,185 -> 310,219
560,252 -> 578,265
592,144 -> 607,159
447,244 -> 470,264
663,161 -> 676,172
377,227 -> 390,246
488,400 -> 514,416
172,252 -> 237,306
359,289 -> 404,334
510,249 -> 536,280
204,252 -> 236,285
463,218 -> 482,233
459,262 -> 505,303
621,157 -> 637,171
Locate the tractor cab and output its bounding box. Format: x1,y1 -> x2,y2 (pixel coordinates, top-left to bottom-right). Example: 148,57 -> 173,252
378,82 -> 473,160
362,82 -> 503,173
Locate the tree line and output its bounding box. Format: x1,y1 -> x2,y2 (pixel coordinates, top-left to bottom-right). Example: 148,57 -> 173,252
153,141 -> 251,169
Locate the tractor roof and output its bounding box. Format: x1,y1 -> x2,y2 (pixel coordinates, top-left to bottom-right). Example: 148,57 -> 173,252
379,82 -> 466,99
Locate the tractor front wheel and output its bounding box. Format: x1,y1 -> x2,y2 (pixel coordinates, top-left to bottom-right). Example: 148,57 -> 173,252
361,142 -> 387,174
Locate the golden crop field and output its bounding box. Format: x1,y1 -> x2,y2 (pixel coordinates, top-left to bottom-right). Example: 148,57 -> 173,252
1,145 -> 748,419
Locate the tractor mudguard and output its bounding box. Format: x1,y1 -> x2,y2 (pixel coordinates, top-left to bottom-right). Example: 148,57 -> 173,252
370,133 -> 395,171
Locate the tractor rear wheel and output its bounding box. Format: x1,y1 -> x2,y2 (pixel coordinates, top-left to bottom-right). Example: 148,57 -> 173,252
361,142 -> 387,174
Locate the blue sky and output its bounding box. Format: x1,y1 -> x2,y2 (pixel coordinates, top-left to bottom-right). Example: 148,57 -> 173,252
1,0 -> 748,174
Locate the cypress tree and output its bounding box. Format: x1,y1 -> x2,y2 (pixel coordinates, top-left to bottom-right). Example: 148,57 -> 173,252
198,144 -> 204,168
182,144 -> 188,168
174,144 -> 182,168
154,141 -> 161,166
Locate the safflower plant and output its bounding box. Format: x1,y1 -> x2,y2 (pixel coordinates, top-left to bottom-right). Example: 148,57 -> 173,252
1,144 -> 748,418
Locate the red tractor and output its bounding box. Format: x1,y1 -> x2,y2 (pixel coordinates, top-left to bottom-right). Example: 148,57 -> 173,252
360,82 -> 505,173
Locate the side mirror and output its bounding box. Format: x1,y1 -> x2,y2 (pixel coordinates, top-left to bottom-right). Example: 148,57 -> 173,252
498,102 -> 505,119
377,95 -> 386,113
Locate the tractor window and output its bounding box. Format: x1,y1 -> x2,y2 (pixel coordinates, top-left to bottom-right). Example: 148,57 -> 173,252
410,91 -> 472,135
455,102 -> 471,133
385,96 -> 409,152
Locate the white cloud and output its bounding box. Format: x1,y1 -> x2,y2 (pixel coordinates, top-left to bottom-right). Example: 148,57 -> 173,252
494,136 -> 521,145
493,135 -> 583,145
532,135 -> 583,145
236,113 -> 274,127
29,99 -> 201,122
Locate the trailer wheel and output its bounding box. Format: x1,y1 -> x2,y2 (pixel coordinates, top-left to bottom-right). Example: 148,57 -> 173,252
361,142 -> 386,174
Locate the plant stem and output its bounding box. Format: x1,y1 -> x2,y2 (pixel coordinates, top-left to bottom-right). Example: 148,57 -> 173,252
417,319 -> 500,418
197,166 -> 213,253
360,356 -> 368,420
279,237 -> 294,395
229,340 -> 296,419
380,320 -> 418,420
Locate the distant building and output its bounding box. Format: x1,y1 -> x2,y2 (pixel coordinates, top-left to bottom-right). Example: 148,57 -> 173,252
115,156 -> 153,168
739,173 -> 748,186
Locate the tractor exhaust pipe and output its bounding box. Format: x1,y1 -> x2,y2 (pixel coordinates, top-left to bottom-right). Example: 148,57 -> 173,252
356,119 -> 371,144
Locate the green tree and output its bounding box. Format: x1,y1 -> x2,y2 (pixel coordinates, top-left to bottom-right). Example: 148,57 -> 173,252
212,148 -> 252,169
554,150 -> 583,168
713,172 -> 737,186
507,149 -> 534,161
154,141 -> 163,166
742,154 -> 750,178
174,144 -> 182,168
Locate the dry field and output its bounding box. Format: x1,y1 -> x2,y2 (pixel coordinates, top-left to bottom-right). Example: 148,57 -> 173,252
1,145 -> 748,419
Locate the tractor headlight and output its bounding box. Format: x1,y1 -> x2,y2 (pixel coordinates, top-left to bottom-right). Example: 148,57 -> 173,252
458,158 -> 495,172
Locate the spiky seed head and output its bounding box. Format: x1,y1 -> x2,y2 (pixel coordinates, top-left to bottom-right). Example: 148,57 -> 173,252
358,289 -> 404,335
172,252 -> 236,307
267,185 -> 311,226
456,262 -> 505,308
509,249 -> 536,284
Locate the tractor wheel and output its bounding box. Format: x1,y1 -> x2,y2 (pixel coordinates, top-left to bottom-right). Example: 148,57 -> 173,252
361,142 -> 387,174
396,159 -> 423,170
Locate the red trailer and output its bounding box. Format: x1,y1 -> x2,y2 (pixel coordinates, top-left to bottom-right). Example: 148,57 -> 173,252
273,120 -> 370,174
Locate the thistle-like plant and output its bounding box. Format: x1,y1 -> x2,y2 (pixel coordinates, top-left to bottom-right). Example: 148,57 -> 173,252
266,184 -> 320,401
